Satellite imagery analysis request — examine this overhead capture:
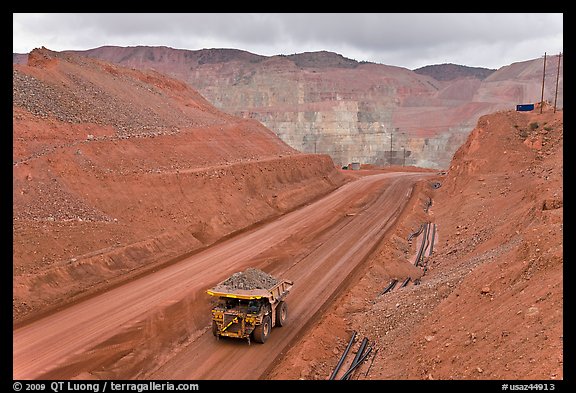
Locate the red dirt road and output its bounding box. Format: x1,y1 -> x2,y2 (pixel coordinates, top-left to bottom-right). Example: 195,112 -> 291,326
13,171 -> 432,380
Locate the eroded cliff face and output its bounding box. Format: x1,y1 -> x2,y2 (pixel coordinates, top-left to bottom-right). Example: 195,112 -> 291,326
61,47 -> 563,169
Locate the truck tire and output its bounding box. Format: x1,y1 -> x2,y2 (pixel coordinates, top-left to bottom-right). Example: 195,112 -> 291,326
212,320 -> 219,337
275,301 -> 288,327
252,315 -> 271,343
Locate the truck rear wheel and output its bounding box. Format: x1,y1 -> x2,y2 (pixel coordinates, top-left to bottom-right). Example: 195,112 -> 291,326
252,315 -> 271,343
276,301 -> 288,327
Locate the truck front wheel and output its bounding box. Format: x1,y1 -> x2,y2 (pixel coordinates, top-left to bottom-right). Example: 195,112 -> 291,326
212,320 -> 219,337
252,315 -> 271,343
276,301 -> 288,327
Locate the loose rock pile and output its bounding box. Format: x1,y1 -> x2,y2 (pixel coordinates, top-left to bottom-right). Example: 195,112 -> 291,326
216,267 -> 278,290
12,48 -> 222,138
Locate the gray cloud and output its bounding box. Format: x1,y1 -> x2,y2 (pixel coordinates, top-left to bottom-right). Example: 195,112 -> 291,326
13,13 -> 563,69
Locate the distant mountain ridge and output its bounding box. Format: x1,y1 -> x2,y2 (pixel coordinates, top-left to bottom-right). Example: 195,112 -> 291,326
284,51 -> 364,68
13,46 -> 562,169
413,63 -> 496,81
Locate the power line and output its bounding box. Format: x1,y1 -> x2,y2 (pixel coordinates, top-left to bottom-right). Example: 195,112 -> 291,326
540,52 -> 547,114
554,52 -> 562,113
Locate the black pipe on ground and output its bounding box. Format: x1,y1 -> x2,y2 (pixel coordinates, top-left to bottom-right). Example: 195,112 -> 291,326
342,337 -> 368,380
400,277 -> 411,288
422,222 -> 431,257
329,331 -> 356,380
429,223 -> 436,256
408,223 -> 425,241
380,279 -> 398,295
340,346 -> 373,380
415,222 -> 429,266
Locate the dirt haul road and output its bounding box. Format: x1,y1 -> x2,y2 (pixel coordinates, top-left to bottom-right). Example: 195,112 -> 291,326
13,171 -> 432,380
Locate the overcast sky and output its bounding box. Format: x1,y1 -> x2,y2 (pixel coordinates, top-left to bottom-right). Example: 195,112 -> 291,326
13,13 -> 563,70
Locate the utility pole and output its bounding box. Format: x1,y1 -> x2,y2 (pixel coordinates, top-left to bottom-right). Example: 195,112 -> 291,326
390,130 -> 393,165
390,128 -> 399,166
403,147 -> 406,166
554,52 -> 562,113
401,131 -> 406,167
540,52 -> 547,114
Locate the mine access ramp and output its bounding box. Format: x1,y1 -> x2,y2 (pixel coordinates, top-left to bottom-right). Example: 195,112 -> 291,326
207,268 -> 293,344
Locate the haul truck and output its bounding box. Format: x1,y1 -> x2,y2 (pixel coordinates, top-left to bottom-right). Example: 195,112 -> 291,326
207,278 -> 293,344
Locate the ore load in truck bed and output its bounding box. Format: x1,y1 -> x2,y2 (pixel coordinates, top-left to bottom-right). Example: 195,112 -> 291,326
213,267 -> 278,291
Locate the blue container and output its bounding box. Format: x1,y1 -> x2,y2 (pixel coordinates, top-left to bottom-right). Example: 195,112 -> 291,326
516,104 -> 534,111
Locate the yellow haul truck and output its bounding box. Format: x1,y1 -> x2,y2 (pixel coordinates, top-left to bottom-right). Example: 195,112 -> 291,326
207,271 -> 293,344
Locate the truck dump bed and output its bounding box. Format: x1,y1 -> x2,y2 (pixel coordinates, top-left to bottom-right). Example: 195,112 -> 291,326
207,279 -> 293,301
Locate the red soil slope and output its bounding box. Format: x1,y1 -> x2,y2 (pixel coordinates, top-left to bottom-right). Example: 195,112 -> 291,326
268,105 -> 563,380
13,48 -> 346,324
